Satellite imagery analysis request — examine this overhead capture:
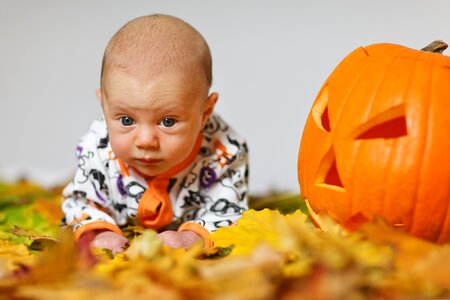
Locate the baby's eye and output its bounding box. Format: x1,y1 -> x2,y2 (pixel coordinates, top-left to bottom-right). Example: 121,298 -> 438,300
159,118 -> 177,128
120,116 -> 135,126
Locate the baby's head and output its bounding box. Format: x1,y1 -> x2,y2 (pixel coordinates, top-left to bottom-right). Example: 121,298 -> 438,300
100,14 -> 213,90
97,14 -> 218,178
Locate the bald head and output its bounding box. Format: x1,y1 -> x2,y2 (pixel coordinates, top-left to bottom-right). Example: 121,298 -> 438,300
101,14 -> 212,89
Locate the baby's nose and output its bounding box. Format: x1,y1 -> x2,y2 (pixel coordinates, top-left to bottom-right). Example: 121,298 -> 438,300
135,126 -> 159,149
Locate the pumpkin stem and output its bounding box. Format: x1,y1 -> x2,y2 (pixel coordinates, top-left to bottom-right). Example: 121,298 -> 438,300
421,40 -> 448,53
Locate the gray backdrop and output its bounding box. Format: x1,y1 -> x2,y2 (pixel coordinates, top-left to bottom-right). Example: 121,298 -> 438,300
1,0 -> 449,193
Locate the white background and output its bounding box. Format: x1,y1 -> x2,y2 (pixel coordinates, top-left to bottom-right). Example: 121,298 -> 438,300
1,0 -> 449,193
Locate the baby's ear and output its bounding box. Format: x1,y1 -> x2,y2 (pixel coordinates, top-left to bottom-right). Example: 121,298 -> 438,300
95,88 -> 102,103
202,92 -> 218,126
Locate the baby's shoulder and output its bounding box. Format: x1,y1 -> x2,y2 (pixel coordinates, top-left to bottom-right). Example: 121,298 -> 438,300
202,113 -> 246,145
199,113 -> 248,162
77,116 -> 111,155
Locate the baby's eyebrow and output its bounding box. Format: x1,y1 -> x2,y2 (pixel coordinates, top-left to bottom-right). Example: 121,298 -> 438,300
155,103 -> 187,113
108,101 -> 142,111
108,103 -> 129,112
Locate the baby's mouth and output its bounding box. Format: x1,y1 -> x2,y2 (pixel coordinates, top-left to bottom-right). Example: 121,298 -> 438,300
136,158 -> 162,165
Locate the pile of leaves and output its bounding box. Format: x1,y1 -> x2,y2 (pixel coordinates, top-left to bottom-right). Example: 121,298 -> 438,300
0,180 -> 449,299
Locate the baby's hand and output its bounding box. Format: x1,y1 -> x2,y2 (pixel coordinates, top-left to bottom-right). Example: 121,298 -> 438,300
90,231 -> 129,255
157,230 -> 202,249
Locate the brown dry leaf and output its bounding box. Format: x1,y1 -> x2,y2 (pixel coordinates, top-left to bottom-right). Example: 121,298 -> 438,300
10,225 -> 58,242
10,225 -> 42,239
10,225 -> 58,251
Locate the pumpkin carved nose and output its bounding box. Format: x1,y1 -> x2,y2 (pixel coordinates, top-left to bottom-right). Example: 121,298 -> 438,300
315,147 -> 344,190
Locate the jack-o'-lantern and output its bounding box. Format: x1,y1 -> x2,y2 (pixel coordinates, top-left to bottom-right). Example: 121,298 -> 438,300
298,41 -> 450,243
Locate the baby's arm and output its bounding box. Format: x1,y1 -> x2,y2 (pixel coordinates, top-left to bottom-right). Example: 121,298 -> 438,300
62,190 -> 129,254
62,124 -> 125,252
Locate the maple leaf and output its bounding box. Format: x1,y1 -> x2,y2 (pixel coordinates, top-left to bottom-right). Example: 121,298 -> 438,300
209,209 -> 310,257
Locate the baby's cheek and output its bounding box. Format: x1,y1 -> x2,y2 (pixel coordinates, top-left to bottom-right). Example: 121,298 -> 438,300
110,134 -> 134,161
166,134 -> 197,162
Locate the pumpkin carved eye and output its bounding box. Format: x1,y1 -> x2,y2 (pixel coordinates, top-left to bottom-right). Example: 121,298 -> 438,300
350,104 -> 408,139
311,85 -> 345,190
312,85 -> 331,132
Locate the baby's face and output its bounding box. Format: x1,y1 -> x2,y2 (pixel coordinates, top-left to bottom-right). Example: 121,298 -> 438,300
100,70 -> 212,178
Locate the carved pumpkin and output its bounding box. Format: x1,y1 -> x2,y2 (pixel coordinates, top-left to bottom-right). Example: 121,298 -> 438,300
298,41 -> 450,243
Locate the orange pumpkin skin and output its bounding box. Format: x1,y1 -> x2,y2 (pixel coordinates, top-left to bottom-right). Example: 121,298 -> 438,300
298,43 -> 450,243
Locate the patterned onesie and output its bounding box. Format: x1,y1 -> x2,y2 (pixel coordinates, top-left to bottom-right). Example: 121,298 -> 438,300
61,113 -> 249,240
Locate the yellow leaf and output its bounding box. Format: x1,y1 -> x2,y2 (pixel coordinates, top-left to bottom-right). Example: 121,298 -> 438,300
0,240 -> 35,275
209,209 -> 310,256
125,230 -> 162,260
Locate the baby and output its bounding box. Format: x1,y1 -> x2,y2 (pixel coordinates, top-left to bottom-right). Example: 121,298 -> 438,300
61,14 -> 249,254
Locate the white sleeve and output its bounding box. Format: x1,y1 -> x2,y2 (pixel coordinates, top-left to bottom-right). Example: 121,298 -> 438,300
61,122 -> 119,232
182,138 -> 249,232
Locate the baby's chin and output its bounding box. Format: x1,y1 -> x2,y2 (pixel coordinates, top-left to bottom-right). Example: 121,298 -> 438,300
130,161 -> 170,179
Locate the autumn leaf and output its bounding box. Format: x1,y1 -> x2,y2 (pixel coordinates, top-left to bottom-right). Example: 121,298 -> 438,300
125,230 -> 162,260
1,180 -> 450,299
32,197 -> 63,225
0,240 -> 35,275
0,182 -> 61,247
209,209 -> 309,257
360,218 -> 450,290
